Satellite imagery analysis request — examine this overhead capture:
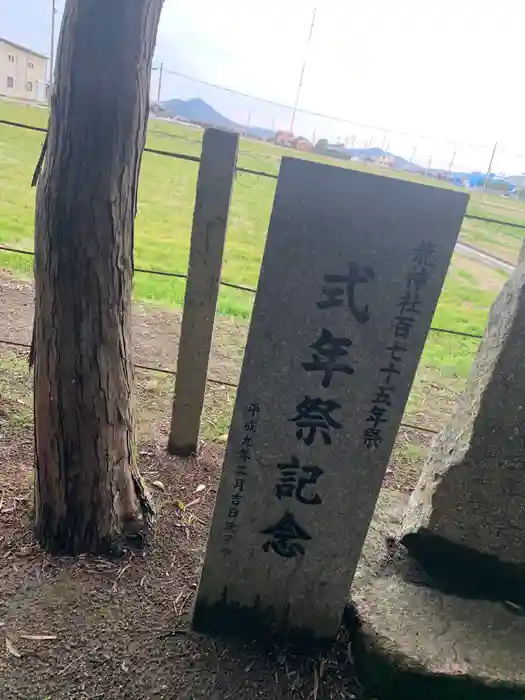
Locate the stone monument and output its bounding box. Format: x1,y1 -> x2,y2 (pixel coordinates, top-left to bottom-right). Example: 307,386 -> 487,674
194,157 -> 468,642
402,241 -> 525,603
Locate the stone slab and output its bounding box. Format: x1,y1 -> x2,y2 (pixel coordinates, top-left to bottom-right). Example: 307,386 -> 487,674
194,158 -> 468,642
352,490 -> 525,700
168,128 -> 238,456
402,252 -> 525,576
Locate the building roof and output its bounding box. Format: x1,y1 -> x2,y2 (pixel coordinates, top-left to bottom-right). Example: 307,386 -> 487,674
0,37 -> 48,60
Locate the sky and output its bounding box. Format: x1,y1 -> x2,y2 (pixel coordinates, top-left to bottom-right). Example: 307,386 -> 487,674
2,0 -> 525,173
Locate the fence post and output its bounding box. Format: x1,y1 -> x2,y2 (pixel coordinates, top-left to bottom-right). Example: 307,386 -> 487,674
167,128 -> 239,456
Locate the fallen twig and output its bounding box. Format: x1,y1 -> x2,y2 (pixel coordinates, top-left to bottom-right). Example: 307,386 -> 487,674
58,645 -> 99,676
175,590 -> 193,616
112,561 -> 132,591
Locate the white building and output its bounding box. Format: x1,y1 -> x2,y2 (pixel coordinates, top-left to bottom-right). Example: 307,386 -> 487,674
0,37 -> 48,102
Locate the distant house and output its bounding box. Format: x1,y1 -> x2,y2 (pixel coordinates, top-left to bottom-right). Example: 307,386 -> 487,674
0,37 -> 48,102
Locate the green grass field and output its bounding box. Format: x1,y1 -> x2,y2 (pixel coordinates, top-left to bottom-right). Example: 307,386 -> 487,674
0,99 -> 518,388
1,97 -> 521,488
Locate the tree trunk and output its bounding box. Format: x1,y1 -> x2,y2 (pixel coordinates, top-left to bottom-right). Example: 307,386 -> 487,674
33,0 -> 164,554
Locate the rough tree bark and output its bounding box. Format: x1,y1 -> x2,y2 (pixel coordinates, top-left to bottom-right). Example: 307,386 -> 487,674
32,0 -> 164,554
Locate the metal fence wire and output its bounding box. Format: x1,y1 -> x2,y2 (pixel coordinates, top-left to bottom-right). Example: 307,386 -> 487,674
1,117 -> 522,436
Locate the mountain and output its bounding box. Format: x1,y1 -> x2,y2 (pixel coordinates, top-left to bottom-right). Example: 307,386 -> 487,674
161,97 -> 239,130
160,98 -> 423,167
159,98 -> 514,185
160,97 -> 275,141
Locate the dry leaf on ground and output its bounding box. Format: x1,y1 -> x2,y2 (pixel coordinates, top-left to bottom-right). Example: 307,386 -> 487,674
5,636 -> 21,658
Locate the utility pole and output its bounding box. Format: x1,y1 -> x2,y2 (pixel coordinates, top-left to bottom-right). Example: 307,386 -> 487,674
448,148 -> 457,173
156,62 -> 164,104
483,141 -> 498,194
290,6 -> 316,133
49,0 -> 57,87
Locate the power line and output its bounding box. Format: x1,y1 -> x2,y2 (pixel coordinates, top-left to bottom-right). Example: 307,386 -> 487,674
160,69 -> 498,151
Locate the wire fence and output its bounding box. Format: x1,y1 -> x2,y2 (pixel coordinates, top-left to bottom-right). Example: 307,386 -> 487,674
0,119 -> 276,180
1,116 -> 523,437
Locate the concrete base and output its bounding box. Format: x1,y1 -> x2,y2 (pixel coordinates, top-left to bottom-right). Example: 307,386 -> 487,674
351,490 -> 525,699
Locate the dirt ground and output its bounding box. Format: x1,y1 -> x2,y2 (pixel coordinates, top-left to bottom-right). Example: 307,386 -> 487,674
0,267 -> 444,699
0,271 -> 369,699
0,272 -> 248,389
0,415 -> 365,700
